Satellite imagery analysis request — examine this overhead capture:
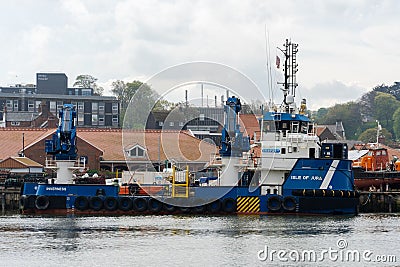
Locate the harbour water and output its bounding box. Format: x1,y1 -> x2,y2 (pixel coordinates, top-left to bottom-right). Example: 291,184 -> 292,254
0,213 -> 399,266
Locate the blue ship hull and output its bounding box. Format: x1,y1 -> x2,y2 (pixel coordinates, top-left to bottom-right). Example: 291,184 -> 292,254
20,158 -> 360,215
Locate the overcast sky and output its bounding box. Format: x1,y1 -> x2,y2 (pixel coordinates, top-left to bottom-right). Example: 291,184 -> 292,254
1,0 -> 399,110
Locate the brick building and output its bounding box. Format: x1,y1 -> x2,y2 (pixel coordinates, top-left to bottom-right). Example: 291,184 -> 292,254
0,128 -> 217,173
0,73 -> 119,128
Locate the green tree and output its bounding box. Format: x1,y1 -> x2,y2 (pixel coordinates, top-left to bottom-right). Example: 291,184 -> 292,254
374,92 -> 400,134
74,74 -> 104,95
313,107 -> 328,122
393,106 -> 400,140
115,81 -> 161,129
152,99 -> 176,111
315,102 -> 362,140
358,127 -> 393,145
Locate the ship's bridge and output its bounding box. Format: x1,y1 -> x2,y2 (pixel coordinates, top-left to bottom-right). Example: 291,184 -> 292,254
262,112 -> 312,135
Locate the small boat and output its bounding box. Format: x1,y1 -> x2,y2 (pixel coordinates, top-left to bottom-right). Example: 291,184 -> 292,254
353,146 -> 400,191
20,39 -> 359,215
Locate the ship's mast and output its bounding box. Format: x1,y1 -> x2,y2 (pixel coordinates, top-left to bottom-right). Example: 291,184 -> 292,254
278,39 -> 299,110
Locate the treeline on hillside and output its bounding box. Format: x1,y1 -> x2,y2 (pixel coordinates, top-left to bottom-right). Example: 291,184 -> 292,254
313,82 -> 400,145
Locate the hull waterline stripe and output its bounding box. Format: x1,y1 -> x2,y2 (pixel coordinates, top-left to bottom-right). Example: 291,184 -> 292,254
319,160 -> 339,189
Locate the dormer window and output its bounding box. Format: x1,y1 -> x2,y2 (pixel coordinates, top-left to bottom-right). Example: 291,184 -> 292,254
128,145 -> 146,158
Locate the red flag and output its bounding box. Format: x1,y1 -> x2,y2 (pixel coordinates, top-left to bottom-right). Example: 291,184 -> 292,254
276,56 -> 280,69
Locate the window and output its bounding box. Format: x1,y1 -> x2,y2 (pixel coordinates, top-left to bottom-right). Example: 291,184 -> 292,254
112,115 -> 118,123
112,103 -> 118,113
50,101 -> 56,113
28,101 -> 34,112
13,100 -> 18,110
92,114 -> 98,125
99,115 -> 105,125
199,114 -> 205,121
169,121 -> 174,127
92,102 -> 98,112
82,89 -> 92,96
179,122 -> 184,127
99,103 -> 105,112
78,102 -> 84,111
35,101 -> 41,110
129,146 -> 146,158
11,121 -> 20,126
75,89 -> 79,95
57,101 -> 63,111
6,100 -> 12,110
159,121 -> 164,126
78,114 -> 84,126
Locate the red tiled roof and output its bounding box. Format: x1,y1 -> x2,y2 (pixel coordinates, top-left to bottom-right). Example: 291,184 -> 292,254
239,114 -> 261,141
0,128 -> 217,163
0,128 -> 53,160
314,126 -> 327,136
78,129 -> 217,162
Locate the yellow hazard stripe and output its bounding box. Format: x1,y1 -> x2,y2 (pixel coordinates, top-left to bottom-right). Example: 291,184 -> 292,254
236,197 -> 260,213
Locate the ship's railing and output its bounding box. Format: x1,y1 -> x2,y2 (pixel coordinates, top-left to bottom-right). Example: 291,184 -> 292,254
45,157 -> 87,169
172,165 -> 189,198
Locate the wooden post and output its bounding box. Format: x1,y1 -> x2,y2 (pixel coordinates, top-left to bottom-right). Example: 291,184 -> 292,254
1,193 -> 5,213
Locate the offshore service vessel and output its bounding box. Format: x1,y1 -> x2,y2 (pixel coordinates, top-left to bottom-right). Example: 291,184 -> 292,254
20,40 -> 359,215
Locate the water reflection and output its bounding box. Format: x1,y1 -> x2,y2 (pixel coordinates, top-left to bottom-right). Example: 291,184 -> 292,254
48,216 -> 80,251
0,214 -> 399,267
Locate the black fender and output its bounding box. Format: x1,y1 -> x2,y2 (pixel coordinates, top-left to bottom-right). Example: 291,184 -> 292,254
222,198 -> 236,213
118,197 -> 133,211
74,196 -> 89,211
35,195 -> 50,210
90,196 -> 104,211
148,198 -> 162,213
267,196 -> 282,211
282,196 -> 297,211
104,196 -> 118,211
133,197 -> 147,212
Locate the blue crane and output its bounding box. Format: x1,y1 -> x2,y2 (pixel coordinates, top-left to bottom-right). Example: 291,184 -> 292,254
219,96 -> 250,157
45,104 -> 77,160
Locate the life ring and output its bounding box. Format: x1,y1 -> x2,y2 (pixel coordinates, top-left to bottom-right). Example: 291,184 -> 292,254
133,197 -> 147,212
282,196 -> 297,211
74,196 -> 89,211
207,200 -> 221,213
118,197 -> 133,211
104,197 -> 118,211
222,198 -> 236,213
35,195 -> 50,210
89,196 -> 103,211
267,196 -> 282,211
148,198 -> 162,213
